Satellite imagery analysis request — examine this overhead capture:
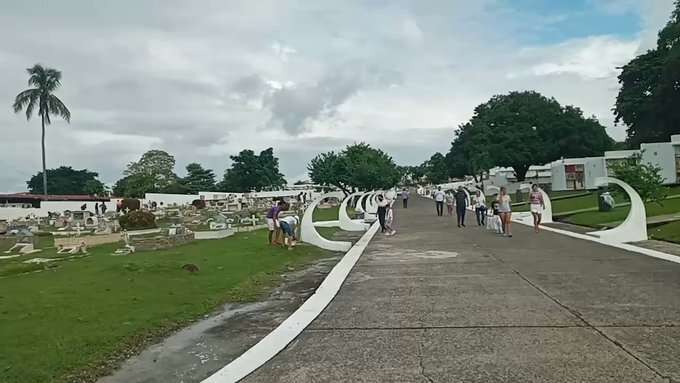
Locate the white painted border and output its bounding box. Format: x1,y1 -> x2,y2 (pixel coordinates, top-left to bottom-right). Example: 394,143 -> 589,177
513,214 -> 680,264
202,221 -> 381,383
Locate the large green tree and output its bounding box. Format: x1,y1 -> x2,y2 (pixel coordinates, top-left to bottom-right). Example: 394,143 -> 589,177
308,143 -> 400,193
13,64 -> 71,195
27,166 -> 105,195
183,163 -> 216,193
220,148 -> 286,192
450,91 -> 612,181
615,1 -> 680,145
114,150 -> 178,197
423,152 -> 449,184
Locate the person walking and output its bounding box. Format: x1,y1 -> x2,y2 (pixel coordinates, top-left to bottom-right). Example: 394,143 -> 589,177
529,184 -> 546,233
401,188 -> 409,208
94,202 -> 100,216
377,193 -> 395,235
454,187 -> 468,227
497,186 -> 513,237
445,190 -> 455,216
474,190 -> 487,226
433,187 -> 445,216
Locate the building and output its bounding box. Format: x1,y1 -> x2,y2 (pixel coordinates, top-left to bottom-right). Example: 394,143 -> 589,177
551,135 -> 680,191
641,134 -> 680,184
551,157 -> 606,191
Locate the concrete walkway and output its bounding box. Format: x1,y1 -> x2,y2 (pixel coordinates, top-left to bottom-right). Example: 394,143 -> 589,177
243,196 -> 680,382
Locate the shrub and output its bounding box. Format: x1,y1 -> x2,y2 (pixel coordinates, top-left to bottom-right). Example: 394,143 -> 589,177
121,198 -> 141,212
192,199 -> 206,209
119,210 -> 157,230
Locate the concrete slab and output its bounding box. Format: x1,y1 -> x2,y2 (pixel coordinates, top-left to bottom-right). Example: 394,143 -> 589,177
421,327 -> 667,383
242,329 -> 427,383
602,326 -> 680,382
526,271 -> 680,326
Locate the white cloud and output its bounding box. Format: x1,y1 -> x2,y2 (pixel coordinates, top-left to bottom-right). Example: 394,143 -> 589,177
0,0 -> 676,191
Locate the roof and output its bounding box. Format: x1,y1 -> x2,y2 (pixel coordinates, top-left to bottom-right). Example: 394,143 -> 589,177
0,193 -> 110,202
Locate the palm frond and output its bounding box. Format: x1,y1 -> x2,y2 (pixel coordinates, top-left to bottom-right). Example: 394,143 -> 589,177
47,95 -> 71,123
12,89 -> 40,120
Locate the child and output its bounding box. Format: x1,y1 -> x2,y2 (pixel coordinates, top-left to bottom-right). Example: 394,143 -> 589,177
487,200 -> 503,234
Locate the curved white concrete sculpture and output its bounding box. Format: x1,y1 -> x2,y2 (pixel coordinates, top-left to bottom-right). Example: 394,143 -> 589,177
339,192 -> 369,231
355,192 -> 370,214
301,192 -> 352,252
587,177 -> 647,243
365,192 -> 378,215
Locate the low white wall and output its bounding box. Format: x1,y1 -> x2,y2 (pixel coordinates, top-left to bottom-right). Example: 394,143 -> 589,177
144,193 -> 199,206
194,229 -> 235,240
0,200 -> 117,220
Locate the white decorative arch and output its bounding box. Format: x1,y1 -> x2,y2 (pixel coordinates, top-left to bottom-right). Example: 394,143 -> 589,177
339,192 -> 369,231
365,192 -> 378,215
587,177 -> 647,243
354,192 -> 370,214
300,192 -> 352,252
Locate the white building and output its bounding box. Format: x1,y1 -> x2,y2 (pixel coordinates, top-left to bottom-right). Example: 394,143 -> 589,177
641,134 -> 680,184
551,157 -> 606,191
551,135 -> 680,191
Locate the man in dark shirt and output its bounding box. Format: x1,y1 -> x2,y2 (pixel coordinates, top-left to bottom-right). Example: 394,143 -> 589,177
454,187 -> 468,228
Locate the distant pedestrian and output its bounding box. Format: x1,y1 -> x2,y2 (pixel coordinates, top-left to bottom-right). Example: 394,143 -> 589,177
445,190 -> 455,216
101,203 -> 107,215
433,187 -> 445,216
454,187 -> 467,227
94,203 -> 100,216
474,190 -> 487,226
529,184 -> 546,233
497,186 -> 512,237
401,188 -> 409,208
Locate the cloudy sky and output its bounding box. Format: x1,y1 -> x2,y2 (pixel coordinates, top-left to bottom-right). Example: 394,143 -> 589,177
0,0 -> 675,192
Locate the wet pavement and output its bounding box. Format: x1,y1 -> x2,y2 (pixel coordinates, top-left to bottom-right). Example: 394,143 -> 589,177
244,196 -> 680,383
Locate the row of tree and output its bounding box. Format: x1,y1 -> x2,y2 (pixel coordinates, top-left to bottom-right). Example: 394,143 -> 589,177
27,143 -> 405,197
27,148 -> 287,197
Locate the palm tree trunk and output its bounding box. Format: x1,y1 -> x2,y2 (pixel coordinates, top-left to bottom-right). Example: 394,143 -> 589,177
41,113 -> 47,195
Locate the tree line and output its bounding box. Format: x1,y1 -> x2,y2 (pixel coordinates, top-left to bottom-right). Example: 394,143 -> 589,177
26,148 -> 286,197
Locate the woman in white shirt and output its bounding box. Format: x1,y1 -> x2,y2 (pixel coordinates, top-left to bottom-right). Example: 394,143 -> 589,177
497,186 -> 512,237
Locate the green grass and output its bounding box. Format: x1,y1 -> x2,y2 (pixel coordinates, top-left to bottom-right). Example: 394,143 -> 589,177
0,230 -> 337,383
650,221 -> 680,243
312,206 -> 356,222
564,197 -> 680,227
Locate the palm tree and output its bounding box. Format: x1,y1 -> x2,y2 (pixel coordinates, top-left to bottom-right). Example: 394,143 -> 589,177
13,64 -> 71,195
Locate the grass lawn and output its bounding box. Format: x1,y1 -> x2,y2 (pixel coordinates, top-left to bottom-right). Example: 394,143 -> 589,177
313,206 -> 357,222
563,197 -> 680,227
0,230 -> 338,383
650,221 -> 680,243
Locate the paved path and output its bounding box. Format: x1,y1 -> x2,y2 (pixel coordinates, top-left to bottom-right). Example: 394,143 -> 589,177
244,196 -> 680,382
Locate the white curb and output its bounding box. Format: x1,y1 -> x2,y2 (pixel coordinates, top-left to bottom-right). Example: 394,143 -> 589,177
202,221 -> 381,383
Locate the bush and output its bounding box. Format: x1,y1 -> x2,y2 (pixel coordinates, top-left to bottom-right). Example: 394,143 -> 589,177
121,198 -> 141,212
192,199 -> 206,209
119,210 -> 157,230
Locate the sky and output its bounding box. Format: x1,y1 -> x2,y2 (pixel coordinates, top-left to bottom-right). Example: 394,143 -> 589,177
0,0 -> 675,192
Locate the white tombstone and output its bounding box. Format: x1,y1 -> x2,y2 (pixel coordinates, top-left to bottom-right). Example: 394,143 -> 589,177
300,191 -> 352,252
587,177 -> 647,243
